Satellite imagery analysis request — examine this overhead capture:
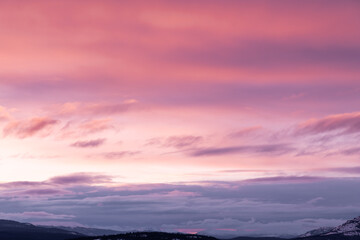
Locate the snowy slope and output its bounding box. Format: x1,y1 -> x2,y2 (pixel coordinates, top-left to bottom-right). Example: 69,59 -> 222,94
299,227 -> 333,237
324,216 -> 360,236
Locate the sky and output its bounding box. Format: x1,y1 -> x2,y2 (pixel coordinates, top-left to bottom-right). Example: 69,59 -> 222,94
0,0 -> 360,237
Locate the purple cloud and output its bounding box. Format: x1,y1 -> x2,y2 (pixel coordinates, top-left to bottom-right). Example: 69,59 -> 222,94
295,112 -> 360,135
146,135 -> 203,150
0,211 -> 75,220
88,102 -> 137,115
1,175 -> 360,237
21,188 -> 68,195
341,147 -> 360,155
228,126 -> 263,138
164,38 -> 360,72
242,176 -> 325,184
54,101 -> 137,117
101,151 -> 140,160
49,172 -> 113,185
326,167 -> 360,174
70,138 -> 106,148
0,173 -> 113,193
0,181 -> 47,188
190,144 -> 294,157
164,135 -> 203,149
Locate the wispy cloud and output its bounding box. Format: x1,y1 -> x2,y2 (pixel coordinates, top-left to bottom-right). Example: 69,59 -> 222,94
228,126 -> 263,138
48,172 -> 113,185
164,135 -> 203,149
325,167 -> 360,174
242,176 -> 325,184
53,101 -> 138,117
0,211 -> 75,220
341,147 -> 360,155
3,117 -> 58,138
190,144 -> 295,157
20,189 -> 70,195
0,173 -> 114,197
295,112 -> 360,136
70,138 -> 106,148
147,135 -> 204,150
101,151 -> 141,160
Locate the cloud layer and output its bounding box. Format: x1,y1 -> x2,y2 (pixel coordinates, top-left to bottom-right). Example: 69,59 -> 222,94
1,174 -> 360,236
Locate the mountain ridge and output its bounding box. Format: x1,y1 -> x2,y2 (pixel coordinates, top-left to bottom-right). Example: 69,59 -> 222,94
1,216 -> 360,240
0,219 -> 83,240
324,216 -> 360,236
296,216 -> 360,239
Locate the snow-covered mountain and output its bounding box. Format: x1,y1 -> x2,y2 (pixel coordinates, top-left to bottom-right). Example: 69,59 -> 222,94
298,216 -> 360,240
299,227 -> 333,237
324,216 -> 360,236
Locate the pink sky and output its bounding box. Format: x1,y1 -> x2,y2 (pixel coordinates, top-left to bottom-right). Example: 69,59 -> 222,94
0,0 -> 360,236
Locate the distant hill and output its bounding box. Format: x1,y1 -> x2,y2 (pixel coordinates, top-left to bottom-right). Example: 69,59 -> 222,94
0,219 -> 83,240
70,231 -> 218,240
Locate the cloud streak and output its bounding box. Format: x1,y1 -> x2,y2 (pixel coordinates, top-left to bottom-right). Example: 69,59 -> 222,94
295,112 -> 360,136
70,138 -> 106,148
101,151 -> 140,160
54,101 -> 138,117
190,144 -> 294,157
48,172 -> 113,185
3,117 -> 58,138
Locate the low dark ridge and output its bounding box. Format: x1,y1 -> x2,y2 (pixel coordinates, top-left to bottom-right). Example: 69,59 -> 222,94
70,231 -> 218,240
